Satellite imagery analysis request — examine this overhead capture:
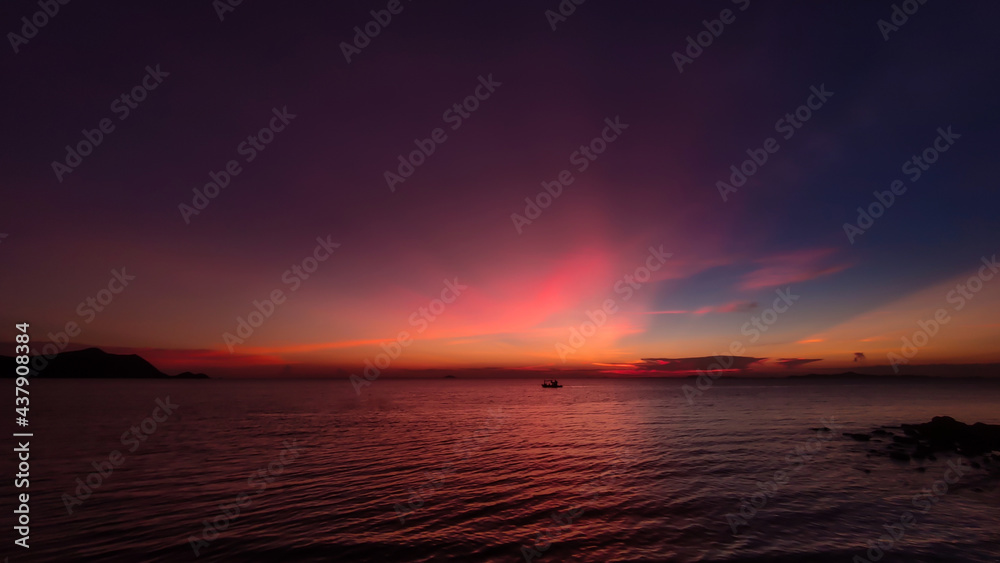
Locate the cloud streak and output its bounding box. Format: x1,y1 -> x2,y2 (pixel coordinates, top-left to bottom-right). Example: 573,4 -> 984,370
740,248 -> 850,290
773,358 -> 823,369
625,356 -> 766,375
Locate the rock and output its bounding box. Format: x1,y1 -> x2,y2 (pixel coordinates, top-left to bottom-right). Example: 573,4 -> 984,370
897,417 -> 1000,457
856,418 -> 1000,471
174,371 -> 210,379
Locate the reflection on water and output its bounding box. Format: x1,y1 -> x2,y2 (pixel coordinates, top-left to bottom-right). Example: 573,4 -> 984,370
3,378 -> 999,562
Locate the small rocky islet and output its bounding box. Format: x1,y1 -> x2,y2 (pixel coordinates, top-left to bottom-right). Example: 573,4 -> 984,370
840,416 -> 1000,472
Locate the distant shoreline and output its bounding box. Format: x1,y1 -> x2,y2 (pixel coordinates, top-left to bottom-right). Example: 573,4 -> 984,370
3,347 -> 999,380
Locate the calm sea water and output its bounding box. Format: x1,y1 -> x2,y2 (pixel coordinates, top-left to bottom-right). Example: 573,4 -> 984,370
3,378 -> 1000,562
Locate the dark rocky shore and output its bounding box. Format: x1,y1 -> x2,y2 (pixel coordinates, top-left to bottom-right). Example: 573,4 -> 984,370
842,416 -> 1000,471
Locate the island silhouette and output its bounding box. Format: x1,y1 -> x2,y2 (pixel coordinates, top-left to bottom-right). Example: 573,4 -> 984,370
2,347 -> 208,379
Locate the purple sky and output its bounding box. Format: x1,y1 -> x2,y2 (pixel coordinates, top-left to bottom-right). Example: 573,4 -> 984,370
2,0 -> 999,376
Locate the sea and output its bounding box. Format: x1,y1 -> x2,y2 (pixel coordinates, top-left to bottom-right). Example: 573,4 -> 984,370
3,377 -> 1000,562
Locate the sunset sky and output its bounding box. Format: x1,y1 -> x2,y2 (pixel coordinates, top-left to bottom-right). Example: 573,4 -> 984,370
2,1 -> 998,376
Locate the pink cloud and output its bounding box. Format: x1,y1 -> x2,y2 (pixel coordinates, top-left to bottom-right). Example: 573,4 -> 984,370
641,310 -> 690,315
694,300 -> 758,315
641,301 -> 758,316
773,358 -> 823,369
740,248 -> 850,290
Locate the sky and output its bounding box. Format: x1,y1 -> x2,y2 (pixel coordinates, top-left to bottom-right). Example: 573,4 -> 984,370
2,1 -> 999,377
